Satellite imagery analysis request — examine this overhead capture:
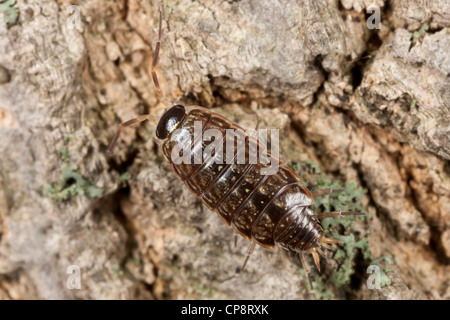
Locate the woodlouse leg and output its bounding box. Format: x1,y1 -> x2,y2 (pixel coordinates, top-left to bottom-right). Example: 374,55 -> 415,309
299,252 -> 314,288
108,114 -> 158,152
254,120 -> 260,131
234,232 -> 243,248
241,240 -> 257,272
234,232 -> 238,248
321,242 -> 332,250
323,237 -> 342,244
109,10 -> 167,153
319,235 -> 343,251
317,211 -> 366,219
311,188 -> 344,198
315,236 -> 344,252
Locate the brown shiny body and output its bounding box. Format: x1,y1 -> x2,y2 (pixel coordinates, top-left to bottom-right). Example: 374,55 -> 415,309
161,107 -> 323,252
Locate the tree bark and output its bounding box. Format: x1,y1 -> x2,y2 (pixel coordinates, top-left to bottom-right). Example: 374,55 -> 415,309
0,0 -> 449,299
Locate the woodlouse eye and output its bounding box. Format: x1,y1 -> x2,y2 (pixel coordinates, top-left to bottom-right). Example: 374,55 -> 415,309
156,105 -> 186,139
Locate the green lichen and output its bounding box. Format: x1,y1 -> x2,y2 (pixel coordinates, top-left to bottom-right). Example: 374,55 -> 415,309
44,139 -> 103,201
304,159 -> 321,174
194,283 -> 211,295
112,264 -> 123,277
312,179 -> 367,232
369,255 -> 393,287
311,277 -> 334,300
290,158 -> 321,176
309,179 -> 371,288
297,269 -> 334,300
44,165 -> 103,201
59,146 -> 70,163
412,23 -> 429,43
315,179 -> 369,287
166,4 -> 176,15
289,162 -> 300,173
0,0 -> 19,27
312,178 -> 366,213
329,234 -> 371,287
409,99 -> 416,111
120,172 -> 132,183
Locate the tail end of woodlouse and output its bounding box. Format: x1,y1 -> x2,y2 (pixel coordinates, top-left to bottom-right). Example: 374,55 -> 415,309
311,250 -> 321,272
305,247 -> 324,272
315,235 -> 343,252
300,241 -> 338,289
320,236 -> 343,245
316,247 -> 327,260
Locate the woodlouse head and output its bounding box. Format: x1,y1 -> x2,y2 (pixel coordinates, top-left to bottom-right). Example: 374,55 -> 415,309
156,105 -> 186,139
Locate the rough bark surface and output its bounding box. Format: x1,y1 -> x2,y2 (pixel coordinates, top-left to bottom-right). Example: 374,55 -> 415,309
0,0 -> 449,299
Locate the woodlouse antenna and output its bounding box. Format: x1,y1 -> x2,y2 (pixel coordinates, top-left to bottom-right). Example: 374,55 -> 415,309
151,8 -> 163,100
320,236 -> 342,245
108,114 -> 158,152
317,211 -> 366,219
108,8 -> 165,153
311,188 -> 344,198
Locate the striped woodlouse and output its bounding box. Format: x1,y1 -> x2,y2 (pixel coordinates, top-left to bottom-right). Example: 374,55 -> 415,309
108,9 -> 365,286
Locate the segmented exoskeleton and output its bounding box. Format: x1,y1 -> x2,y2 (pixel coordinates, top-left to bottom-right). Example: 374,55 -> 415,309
108,9 -> 364,285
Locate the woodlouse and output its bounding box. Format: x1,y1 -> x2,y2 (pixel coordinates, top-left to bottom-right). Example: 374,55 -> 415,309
108,9 -> 364,286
